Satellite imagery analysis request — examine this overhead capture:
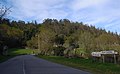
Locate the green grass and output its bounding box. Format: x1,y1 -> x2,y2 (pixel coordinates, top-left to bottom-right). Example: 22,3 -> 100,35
8,48 -> 35,55
0,48 -> 35,63
0,55 -> 15,63
37,55 -> 120,74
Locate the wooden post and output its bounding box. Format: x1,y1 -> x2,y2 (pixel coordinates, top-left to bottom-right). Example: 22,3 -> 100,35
114,54 -> 117,64
74,49 -> 76,57
102,55 -> 105,63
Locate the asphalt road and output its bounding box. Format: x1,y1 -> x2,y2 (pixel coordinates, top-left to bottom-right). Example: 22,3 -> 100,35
0,55 -> 91,74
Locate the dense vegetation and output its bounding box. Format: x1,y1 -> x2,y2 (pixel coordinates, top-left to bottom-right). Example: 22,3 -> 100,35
1,18 -> 120,59
0,18 -> 38,55
27,19 -> 120,59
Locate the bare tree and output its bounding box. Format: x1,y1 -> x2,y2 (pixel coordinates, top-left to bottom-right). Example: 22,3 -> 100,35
0,3 -> 11,20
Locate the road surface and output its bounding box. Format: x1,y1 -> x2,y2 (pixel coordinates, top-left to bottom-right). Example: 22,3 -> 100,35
0,55 -> 91,74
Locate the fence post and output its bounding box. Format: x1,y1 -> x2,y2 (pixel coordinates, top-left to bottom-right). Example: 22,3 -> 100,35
102,55 -> 105,63
114,54 -> 117,64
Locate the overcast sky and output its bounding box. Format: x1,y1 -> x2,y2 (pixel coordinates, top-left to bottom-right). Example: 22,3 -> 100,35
1,0 -> 120,33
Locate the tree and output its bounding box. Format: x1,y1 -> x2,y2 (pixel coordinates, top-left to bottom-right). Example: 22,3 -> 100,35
27,36 -> 38,49
38,27 -> 56,55
54,34 -> 65,46
0,3 -> 11,21
53,46 -> 65,56
78,32 -> 94,54
95,33 -> 119,50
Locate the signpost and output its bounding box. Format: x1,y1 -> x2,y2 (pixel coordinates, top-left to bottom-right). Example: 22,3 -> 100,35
91,50 -> 118,64
91,52 -> 102,57
101,50 -> 118,54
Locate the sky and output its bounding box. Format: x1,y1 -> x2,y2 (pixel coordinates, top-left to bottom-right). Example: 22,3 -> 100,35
1,0 -> 120,33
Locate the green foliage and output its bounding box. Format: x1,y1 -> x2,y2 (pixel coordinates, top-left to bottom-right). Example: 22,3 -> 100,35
0,19 -> 38,55
8,48 -> 35,55
0,55 -> 15,63
26,19 -> 120,58
38,27 -> 56,55
54,34 -> 65,45
0,24 -> 23,47
0,48 -> 35,63
27,37 -> 38,49
75,48 -> 87,58
95,33 -> 119,50
1,18 -> 120,58
53,46 -> 65,56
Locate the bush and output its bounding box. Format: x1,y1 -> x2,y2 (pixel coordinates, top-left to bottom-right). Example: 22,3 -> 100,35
53,46 -> 65,56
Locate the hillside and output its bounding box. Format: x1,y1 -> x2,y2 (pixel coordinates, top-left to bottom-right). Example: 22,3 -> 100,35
0,18 -> 120,58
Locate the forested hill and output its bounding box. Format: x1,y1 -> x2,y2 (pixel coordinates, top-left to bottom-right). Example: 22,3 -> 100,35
0,18 -> 120,58
0,19 -> 38,49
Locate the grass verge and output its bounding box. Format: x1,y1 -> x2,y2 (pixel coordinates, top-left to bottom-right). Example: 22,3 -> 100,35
37,55 -> 120,74
0,48 -> 35,63
8,48 -> 35,55
0,55 -> 15,63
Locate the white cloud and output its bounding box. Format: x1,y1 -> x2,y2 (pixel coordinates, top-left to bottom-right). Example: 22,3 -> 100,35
3,0 -> 120,33
68,0 -> 120,33
9,0 -> 68,22
69,0 -> 109,11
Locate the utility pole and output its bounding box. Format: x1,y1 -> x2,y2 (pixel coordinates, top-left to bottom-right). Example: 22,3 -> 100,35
38,34 -> 40,54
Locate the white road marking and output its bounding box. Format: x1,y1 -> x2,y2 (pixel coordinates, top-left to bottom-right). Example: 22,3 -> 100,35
23,60 -> 26,74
